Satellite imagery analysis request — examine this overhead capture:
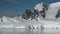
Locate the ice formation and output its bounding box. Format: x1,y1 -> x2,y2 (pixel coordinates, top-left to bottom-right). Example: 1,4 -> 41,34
46,2 -> 60,19
0,2 -> 60,29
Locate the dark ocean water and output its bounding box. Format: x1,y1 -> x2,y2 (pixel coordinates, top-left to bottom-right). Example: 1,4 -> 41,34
0,28 -> 60,34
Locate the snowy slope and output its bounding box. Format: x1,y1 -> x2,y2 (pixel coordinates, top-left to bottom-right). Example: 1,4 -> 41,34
46,2 -> 60,19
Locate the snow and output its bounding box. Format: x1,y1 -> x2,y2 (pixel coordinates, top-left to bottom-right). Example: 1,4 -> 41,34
0,2 -> 60,29
34,2 -> 60,29
46,2 -> 60,19
34,3 -> 43,12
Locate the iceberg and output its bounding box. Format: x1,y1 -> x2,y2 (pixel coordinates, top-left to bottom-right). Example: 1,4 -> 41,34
0,2 -> 60,29
34,2 -> 60,29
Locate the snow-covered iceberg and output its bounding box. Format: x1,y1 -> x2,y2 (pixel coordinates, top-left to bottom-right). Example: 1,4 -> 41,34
35,2 -> 60,28
0,2 -> 60,29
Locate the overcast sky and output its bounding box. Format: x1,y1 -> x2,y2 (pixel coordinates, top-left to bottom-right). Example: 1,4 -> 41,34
0,0 -> 60,17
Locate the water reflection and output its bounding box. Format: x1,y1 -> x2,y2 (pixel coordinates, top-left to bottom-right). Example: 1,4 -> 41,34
41,29 -> 60,34
0,29 -> 60,34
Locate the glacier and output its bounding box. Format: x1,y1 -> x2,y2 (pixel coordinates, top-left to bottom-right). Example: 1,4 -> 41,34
0,2 -> 60,29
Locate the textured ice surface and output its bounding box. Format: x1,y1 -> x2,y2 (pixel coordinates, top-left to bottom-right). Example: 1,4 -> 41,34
0,16 -> 41,29
0,16 -> 60,29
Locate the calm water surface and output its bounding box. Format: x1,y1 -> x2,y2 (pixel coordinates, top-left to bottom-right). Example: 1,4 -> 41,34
0,28 -> 60,34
